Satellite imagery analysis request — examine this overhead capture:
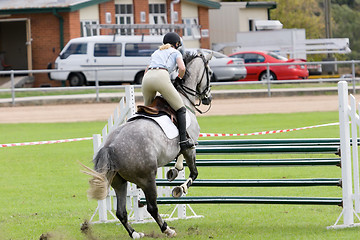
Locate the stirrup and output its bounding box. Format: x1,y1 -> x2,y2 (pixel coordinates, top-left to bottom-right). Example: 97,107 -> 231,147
180,139 -> 194,151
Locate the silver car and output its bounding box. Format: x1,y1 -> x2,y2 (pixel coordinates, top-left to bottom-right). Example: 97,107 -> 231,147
185,48 -> 247,82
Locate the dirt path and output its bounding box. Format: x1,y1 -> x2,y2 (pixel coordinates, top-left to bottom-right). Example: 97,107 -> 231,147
0,94 -> 352,124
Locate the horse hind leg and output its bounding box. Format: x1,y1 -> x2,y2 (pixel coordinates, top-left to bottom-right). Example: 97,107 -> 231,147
142,180 -> 176,237
112,173 -> 144,239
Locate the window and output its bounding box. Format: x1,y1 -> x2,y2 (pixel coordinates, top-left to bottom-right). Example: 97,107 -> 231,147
94,43 -> 122,57
115,4 -> 134,35
268,52 -> 288,61
182,18 -> 200,39
232,54 -> 244,59
60,43 -> 87,59
149,3 -> 167,35
125,43 -> 160,57
243,53 -> 265,63
80,20 -> 99,37
249,19 -> 255,32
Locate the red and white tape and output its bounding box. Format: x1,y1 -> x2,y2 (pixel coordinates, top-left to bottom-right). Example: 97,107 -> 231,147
0,122 -> 339,148
0,137 -> 92,148
199,122 -> 339,137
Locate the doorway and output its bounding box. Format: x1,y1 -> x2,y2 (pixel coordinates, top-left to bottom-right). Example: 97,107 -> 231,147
0,19 -> 32,71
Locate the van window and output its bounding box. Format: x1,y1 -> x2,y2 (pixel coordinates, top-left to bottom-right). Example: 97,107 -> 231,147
94,43 -> 122,57
60,43 -> 87,59
125,43 -> 160,56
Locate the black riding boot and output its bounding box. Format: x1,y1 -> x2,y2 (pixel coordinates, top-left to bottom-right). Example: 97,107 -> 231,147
176,106 -> 194,151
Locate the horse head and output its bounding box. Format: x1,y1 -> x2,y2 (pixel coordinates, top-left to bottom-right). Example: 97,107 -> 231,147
179,49 -> 213,112
196,49 -> 213,106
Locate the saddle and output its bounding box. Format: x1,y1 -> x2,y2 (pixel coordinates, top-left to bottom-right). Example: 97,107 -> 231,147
137,96 -> 178,126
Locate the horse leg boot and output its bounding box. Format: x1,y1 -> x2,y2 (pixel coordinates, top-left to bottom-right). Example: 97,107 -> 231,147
176,106 -> 194,152
172,149 -> 198,198
166,154 -> 184,181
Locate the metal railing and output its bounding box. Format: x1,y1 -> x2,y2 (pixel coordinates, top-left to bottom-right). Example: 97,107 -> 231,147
0,60 -> 359,106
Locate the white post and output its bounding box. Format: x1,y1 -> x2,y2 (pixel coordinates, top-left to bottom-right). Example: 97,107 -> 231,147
98,199 -> 107,222
338,81 -> 354,226
177,169 -> 187,219
126,85 -> 136,118
350,95 -> 360,213
93,134 -> 102,154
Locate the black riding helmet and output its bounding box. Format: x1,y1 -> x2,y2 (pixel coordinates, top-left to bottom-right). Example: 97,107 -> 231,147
163,32 -> 182,49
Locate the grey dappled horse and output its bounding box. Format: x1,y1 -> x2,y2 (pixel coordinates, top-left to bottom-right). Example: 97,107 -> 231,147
83,50 -> 212,238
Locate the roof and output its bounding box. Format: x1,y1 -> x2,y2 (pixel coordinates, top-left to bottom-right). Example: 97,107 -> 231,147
219,1 -> 276,9
246,1 -> 277,9
0,0 -> 110,14
184,0 -> 221,9
68,35 -> 164,43
0,0 -> 221,14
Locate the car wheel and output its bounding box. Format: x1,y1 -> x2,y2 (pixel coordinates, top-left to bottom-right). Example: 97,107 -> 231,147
259,71 -> 276,81
68,73 -> 85,86
134,71 -> 144,85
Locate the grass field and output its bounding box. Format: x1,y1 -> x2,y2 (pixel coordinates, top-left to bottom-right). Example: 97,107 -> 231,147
1,111 -> 359,240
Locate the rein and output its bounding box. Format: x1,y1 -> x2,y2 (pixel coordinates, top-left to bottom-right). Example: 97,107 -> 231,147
175,54 -> 212,114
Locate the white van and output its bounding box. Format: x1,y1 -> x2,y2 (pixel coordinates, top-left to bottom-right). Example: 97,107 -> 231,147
49,35 -> 163,86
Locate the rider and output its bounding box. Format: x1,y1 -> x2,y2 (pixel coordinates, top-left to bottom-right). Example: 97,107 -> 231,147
142,32 -> 194,152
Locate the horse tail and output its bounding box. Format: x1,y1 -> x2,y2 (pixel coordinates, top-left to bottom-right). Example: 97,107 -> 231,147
80,146 -> 116,200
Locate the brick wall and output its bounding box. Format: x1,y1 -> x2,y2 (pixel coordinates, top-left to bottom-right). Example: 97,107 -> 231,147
133,0 -> 149,35
3,11 -> 83,87
198,7 -> 210,49
99,0 -> 116,35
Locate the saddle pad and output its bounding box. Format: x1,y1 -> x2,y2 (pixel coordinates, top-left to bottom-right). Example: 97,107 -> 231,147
129,112 -> 191,139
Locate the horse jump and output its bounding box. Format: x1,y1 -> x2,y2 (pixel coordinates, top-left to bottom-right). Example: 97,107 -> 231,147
88,81 -> 360,232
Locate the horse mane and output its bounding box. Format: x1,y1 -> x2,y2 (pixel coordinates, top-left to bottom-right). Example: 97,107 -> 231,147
183,51 -> 198,66
182,52 -> 199,80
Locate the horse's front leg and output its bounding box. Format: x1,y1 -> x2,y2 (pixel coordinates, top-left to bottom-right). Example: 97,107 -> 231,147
166,154 -> 184,181
172,148 -> 198,198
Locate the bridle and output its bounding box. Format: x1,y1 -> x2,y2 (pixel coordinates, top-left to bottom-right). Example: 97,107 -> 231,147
174,53 -> 212,114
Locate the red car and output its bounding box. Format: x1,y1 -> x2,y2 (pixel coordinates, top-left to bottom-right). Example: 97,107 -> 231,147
229,51 -> 309,81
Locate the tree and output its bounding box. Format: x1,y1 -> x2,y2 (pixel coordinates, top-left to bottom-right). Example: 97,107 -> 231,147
269,0 -> 325,39
332,3 -> 360,59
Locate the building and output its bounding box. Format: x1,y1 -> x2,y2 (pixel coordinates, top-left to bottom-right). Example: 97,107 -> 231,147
209,1 -> 277,54
0,0 -> 220,87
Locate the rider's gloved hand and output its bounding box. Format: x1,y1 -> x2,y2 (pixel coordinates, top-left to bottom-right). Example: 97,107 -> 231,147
175,76 -> 182,82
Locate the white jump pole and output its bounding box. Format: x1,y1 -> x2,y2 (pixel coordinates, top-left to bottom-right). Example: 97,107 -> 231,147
337,81 -> 354,226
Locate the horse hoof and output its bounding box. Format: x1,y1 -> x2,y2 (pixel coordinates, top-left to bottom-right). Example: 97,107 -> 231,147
172,186 -> 183,198
164,227 -> 177,237
166,168 -> 179,182
131,231 -> 145,239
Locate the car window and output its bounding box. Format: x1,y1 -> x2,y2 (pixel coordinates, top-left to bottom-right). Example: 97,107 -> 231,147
243,53 -> 265,63
125,43 -> 160,56
231,54 -> 244,59
257,55 -> 265,63
267,52 -> 288,61
94,43 -> 122,57
212,51 -> 227,58
60,43 -> 87,59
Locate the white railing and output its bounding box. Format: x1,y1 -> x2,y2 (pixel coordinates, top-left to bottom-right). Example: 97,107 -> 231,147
1,60 -> 360,105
